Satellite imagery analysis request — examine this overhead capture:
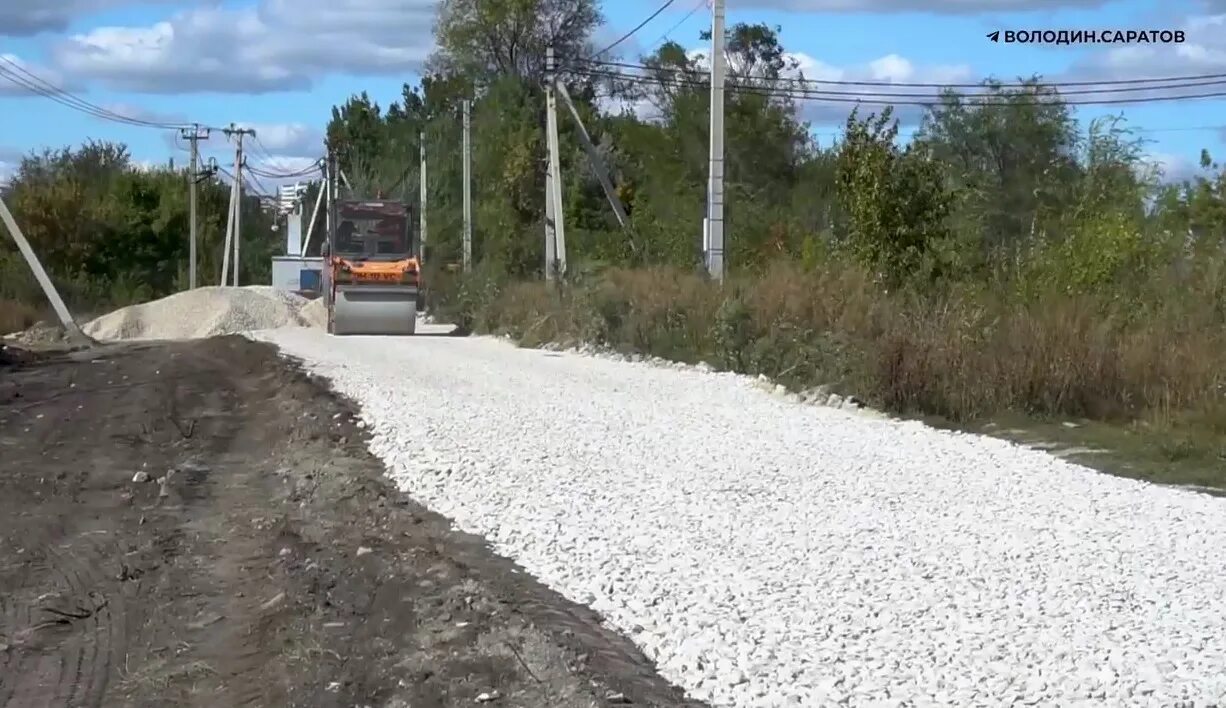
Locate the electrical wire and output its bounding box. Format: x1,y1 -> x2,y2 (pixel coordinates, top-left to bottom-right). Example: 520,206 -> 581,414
577,57 -> 1226,90
0,56 -> 204,130
642,0 -> 706,53
245,171 -> 274,199
575,66 -> 1226,106
246,159 -> 324,180
574,0 -> 679,67
250,134 -> 283,163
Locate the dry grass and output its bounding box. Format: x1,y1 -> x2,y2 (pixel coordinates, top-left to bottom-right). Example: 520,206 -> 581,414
464,261 -> 1226,431
0,298 -> 42,336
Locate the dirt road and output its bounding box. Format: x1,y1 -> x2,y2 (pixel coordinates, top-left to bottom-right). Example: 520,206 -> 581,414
0,336 -> 702,708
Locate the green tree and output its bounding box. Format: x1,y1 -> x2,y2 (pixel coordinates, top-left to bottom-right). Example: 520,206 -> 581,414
835,109 -> 953,283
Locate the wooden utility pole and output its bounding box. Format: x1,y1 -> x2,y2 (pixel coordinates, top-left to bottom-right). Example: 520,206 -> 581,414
180,124 -> 209,289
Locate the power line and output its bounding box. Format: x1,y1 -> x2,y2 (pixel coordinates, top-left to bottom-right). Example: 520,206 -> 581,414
581,0 -> 679,65
0,56 -> 199,130
578,58 -> 1226,90
577,67 -> 1226,106
643,0 -> 707,52
246,159 -> 324,180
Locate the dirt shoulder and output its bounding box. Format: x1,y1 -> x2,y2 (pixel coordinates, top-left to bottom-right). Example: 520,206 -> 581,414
0,336 -> 702,708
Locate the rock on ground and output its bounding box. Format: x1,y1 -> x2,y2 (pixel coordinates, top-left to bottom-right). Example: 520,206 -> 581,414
257,327 -> 1226,708
83,286 -> 324,341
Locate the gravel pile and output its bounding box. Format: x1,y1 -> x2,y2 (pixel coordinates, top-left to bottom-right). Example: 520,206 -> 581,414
3,320 -> 72,347
257,328 -> 1226,707
299,297 -> 327,330
85,286 -> 322,341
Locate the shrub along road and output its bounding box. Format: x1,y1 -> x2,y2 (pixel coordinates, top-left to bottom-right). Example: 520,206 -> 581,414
0,336 -> 700,707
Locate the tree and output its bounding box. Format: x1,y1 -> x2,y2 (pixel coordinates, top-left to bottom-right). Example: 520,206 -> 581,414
430,0 -> 601,83
836,109 -> 953,283
1,141 -> 272,307
914,80 -> 1079,254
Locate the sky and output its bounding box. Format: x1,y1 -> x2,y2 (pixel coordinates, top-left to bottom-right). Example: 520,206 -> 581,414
1,0 -> 1225,190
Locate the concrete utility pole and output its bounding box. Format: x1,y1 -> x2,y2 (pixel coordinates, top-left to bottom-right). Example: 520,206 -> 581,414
301,171 -> 325,256
544,46 -> 567,279
554,80 -> 629,228
323,152 -> 333,252
180,124 -> 209,289
0,195 -> 86,343
223,124 -> 255,286
544,47 -> 558,280
705,0 -> 727,282
221,174 -> 237,285
419,130 -> 428,263
462,99 -> 472,272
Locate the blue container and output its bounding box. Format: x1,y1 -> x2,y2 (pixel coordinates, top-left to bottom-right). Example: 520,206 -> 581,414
299,269 -> 322,291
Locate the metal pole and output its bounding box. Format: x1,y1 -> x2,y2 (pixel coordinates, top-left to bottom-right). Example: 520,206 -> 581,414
706,0 -> 727,281
419,130 -> 427,263
544,47 -> 557,280
545,52 -> 567,277
462,99 -> 472,272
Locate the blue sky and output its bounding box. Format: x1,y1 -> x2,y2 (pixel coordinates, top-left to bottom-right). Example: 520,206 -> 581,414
1,0 -> 1224,187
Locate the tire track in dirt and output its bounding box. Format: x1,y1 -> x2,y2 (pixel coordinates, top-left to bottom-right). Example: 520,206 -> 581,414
0,534 -> 120,708
1,337 -> 703,707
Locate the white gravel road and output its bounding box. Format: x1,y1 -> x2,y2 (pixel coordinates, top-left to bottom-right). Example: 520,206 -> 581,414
256,325 -> 1226,707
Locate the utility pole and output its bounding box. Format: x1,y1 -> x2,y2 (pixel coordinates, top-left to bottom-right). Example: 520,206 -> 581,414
419,130 -> 427,263
221,174 -> 237,285
544,46 -> 567,279
180,124 -> 209,289
323,151 -> 333,253
544,47 -> 558,280
0,195 -> 86,344
462,99 -> 472,272
223,123 -> 255,286
705,0 -> 727,282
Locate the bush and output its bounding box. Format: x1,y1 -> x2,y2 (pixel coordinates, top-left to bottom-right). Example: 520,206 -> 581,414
435,258 -> 1226,432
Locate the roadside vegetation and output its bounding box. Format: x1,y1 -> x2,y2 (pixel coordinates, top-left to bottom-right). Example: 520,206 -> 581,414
3,0 -> 1223,485
0,141 -> 278,333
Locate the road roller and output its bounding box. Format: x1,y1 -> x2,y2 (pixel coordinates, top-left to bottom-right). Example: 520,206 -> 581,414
323,198 -> 420,335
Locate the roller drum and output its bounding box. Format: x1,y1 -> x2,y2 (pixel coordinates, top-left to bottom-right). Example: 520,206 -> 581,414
330,284 -> 419,335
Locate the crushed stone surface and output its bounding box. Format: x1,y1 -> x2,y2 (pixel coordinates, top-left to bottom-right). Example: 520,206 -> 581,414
255,327 -> 1226,708
84,286 -> 323,341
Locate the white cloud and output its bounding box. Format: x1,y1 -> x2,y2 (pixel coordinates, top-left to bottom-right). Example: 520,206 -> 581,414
238,123 -> 324,158
1143,151 -> 1201,183
0,0 -> 175,37
1062,13 -> 1226,92
48,0 -> 437,94
0,146 -> 22,187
